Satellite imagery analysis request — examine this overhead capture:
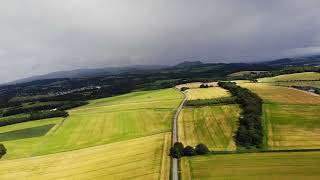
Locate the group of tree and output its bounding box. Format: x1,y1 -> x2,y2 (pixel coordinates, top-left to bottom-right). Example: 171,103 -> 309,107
1,101 -> 87,118
170,142 -> 209,158
199,84 -> 210,88
180,87 -> 190,91
218,81 -> 263,149
0,144 -> 6,159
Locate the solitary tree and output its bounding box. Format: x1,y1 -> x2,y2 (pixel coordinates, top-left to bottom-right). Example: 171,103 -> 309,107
170,142 -> 184,158
0,144 -> 7,159
195,143 -> 209,155
183,146 -> 196,156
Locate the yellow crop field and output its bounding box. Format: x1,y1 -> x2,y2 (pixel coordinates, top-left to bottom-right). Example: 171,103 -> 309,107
176,82 -> 218,89
185,151 -> 320,179
240,83 -> 320,105
0,133 -> 171,180
178,105 -> 240,151
259,72 -> 320,82
0,88 -> 183,159
263,104 -> 320,150
186,87 -> 230,100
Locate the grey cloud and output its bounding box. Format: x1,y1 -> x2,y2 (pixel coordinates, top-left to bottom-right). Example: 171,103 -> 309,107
0,0 -> 320,83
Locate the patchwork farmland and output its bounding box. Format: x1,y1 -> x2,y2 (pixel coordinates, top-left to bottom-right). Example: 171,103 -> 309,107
1,72 -> 320,179
0,88 -> 182,179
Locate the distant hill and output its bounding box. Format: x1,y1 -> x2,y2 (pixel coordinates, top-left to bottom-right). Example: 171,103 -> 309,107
6,54 -> 320,85
261,55 -> 320,66
9,65 -> 167,85
173,61 -> 204,68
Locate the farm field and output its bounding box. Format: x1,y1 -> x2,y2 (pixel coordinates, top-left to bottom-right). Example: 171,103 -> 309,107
258,72 -> 320,82
184,151 -> 320,180
272,81 -> 320,88
263,104 -> 320,149
0,88 -> 183,159
186,87 -> 230,100
0,133 -> 171,180
240,83 -> 320,105
238,82 -> 320,150
176,82 -> 218,89
178,105 -> 240,151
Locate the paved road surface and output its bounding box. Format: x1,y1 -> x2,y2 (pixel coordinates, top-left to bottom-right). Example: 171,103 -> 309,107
172,89 -> 187,180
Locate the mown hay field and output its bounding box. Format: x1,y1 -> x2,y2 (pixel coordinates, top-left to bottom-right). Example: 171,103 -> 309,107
240,83 -> 320,105
272,81 -> 320,88
0,88 -> 183,159
258,72 -> 320,82
0,133 -> 171,180
186,87 -> 230,100
184,151 -> 320,180
263,104 -> 320,150
178,105 -> 240,151
176,82 -> 218,89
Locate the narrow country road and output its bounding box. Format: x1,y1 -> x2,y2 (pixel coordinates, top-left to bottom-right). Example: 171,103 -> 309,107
172,89 -> 187,180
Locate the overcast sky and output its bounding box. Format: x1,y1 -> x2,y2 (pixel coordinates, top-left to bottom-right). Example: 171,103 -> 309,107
1,0 -> 320,83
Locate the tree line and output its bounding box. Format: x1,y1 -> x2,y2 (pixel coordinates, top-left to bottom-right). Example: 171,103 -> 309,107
0,110 -> 68,127
170,142 -> 209,158
218,81 -> 263,149
0,144 -> 6,159
1,101 -> 87,117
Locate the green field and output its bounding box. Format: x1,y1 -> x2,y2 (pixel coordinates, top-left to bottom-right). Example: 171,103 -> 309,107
263,104 -> 320,149
0,124 -> 55,142
0,88 -> 183,159
186,87 -> 230,100
258,72 -> 320,82
183,151 -> 320,179
178,105 -> 240,151
0,133 -> 171,180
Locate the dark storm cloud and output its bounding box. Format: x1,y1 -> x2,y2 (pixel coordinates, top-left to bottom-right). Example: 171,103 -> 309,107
0,0 -> 320,83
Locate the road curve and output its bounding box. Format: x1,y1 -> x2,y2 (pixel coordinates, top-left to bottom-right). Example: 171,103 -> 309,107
172,89 -> 187,180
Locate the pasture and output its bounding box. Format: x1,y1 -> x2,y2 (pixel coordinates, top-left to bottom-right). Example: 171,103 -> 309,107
178,105 -> 240,151
263,104 -> 320,149
186,87 -> 230,100
258,72 -> 320,82
0,133 -> 171,180
0,88 -> 183,159
240,83 -> 320,105
184,151 -> 320,180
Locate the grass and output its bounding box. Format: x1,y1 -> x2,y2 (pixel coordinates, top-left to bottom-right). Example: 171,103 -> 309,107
185,151 -> 320,179
263,104 -> 320,150
186,87 -> 230,100
0,88 -> 183,159
0,124 -> 55,142
258,72 -> 320,82
240,83 -> 320,105
178,105 -> 240,151
0,133 -> 171,180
